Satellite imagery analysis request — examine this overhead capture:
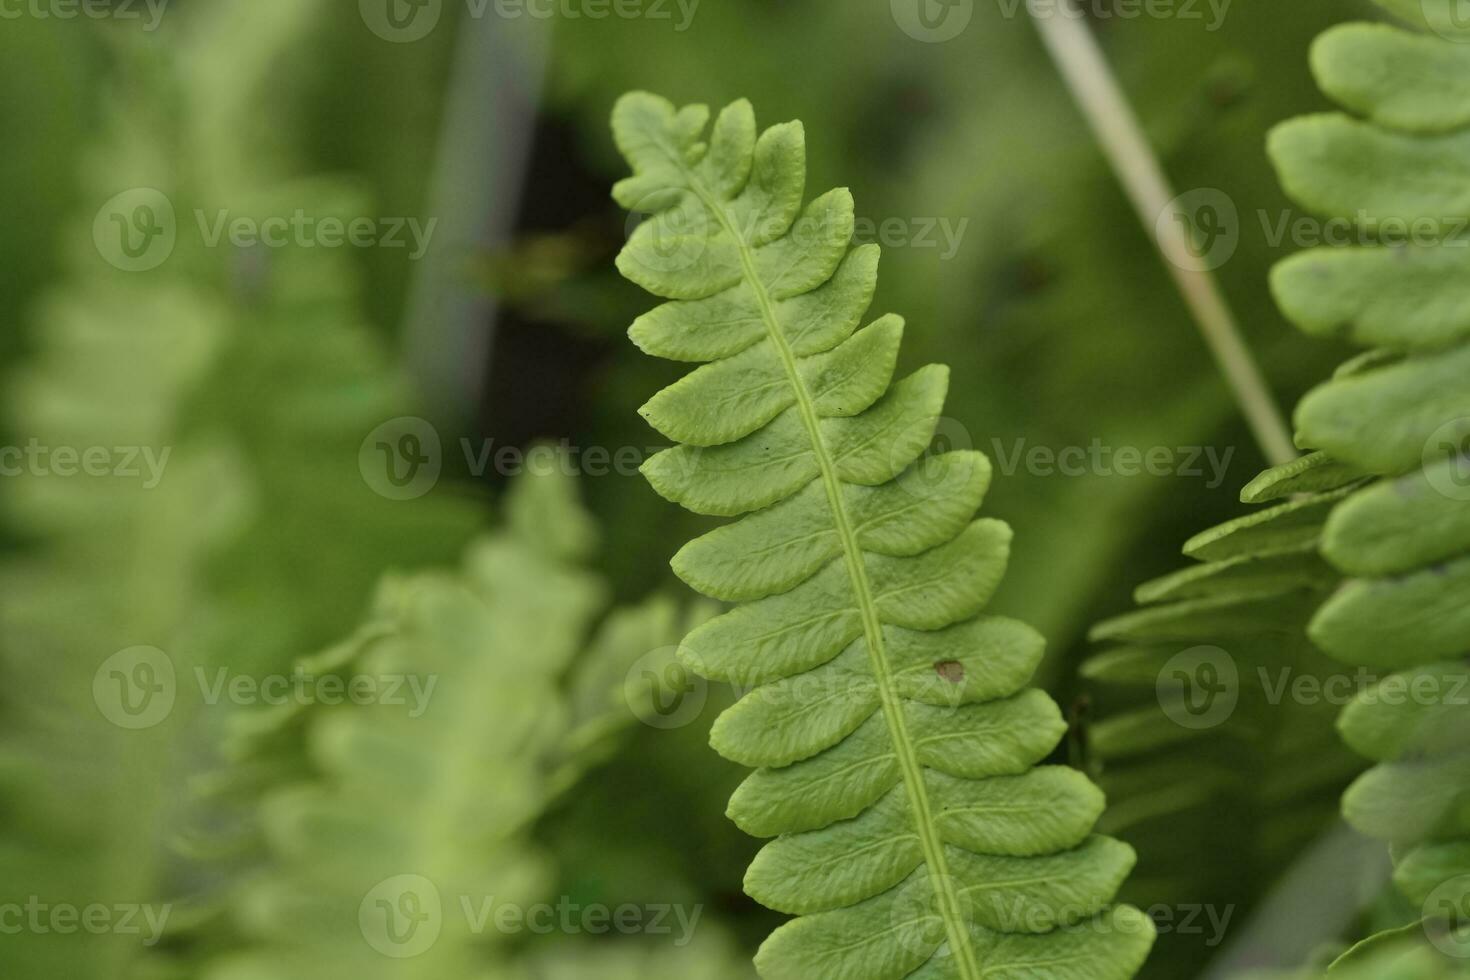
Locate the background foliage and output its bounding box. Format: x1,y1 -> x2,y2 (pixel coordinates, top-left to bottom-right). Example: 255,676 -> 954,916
0,1 -> 1435,977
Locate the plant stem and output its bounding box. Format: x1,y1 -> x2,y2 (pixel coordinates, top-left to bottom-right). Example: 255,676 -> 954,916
1027,0 -> 1297,467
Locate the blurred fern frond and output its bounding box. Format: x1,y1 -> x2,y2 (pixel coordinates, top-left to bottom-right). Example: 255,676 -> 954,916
206,465 -> 606,978
0,4 -> 478,977
205,460 -> 723,977
1089,0 -> 1470,970
1082,514 -> 1364,971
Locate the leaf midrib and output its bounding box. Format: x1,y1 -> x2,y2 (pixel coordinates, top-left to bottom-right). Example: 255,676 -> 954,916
681,170 -> 984,979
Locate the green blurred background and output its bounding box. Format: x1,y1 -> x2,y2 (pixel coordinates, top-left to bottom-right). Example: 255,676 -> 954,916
0,0 -> 1401,976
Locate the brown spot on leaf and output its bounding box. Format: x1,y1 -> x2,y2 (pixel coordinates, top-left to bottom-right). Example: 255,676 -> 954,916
934,660 -> 965,684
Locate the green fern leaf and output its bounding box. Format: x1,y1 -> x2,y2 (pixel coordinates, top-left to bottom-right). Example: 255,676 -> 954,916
611,91 -> 1154,980
1325,921 -> 1470,978
1088,0 -> 1470,961
1368,0 -> 1470,45
1265,3 -> 1470,894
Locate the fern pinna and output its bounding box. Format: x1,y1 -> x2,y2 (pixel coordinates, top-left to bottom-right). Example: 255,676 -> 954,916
611,91 -> 1154,980
1276,0 -> 1470,937
1093,0 -> 1470,961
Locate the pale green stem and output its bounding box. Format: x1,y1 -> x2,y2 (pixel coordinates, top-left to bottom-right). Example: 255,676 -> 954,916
1028,0 -> 1297,467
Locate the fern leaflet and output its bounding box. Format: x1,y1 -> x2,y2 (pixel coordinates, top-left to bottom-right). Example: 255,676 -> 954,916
611,90 -> 1154,980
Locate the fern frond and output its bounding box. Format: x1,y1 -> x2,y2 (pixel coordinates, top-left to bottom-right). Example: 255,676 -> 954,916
0,10 -> 348,979
611,91 -> 1154,980
1269,0 -> 1470,916
1238,933 -> 1468,980
207,466 -> 608,978
1089,0 -> 1470,961
1082,534 -> 1363,954
1324,920 -> 1470,978
0,8 -> 479,978
0,282 -> 239,980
